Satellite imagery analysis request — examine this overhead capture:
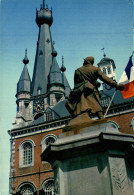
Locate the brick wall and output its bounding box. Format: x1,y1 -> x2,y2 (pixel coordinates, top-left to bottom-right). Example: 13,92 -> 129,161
12,128 -> 62,194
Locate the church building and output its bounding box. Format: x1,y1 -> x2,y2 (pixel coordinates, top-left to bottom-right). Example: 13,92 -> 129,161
8,1 -> 134,195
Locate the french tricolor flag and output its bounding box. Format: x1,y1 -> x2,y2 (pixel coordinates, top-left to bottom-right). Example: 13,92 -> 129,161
119,55 -> 134,99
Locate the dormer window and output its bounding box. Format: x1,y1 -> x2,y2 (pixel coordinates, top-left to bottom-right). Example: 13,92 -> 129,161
37,87 -> 42,95
38,89 -> 41,95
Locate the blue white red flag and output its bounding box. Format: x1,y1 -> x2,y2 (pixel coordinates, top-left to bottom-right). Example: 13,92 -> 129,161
119,55 -> 134,99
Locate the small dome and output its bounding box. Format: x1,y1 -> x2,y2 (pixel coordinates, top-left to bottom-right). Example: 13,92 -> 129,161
61,65 -> 66,72
23,49 -> 29,65
60,56 -> 66,72
36,8 -> 53,27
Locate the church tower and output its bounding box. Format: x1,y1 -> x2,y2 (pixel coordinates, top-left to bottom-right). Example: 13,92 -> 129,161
14,49 -> 32,128
13,0 -> 71,128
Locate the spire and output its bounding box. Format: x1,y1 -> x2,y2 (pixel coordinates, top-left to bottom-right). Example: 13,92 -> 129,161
32,3 -> 53,96
17,50 -> 31,95
43,0 -> 45,9
48,42 -> 63,87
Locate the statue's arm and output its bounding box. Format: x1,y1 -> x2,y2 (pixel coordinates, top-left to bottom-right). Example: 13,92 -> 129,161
96,68 -> 123,90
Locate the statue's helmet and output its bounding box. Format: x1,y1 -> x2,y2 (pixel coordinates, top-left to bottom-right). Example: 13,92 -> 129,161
84,56 -> 94,65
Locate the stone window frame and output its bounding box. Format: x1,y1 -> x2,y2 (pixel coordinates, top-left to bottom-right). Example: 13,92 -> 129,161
108,121 -> 120,132
102,67 -> 107,75
18,139 -> 35,168
40,178 -> 54,195
107,66 -> 111,74
41,134 -> 57,152
16,181 -> 36,195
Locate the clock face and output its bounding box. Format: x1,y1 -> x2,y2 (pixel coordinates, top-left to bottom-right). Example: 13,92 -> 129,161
33,99 -> 44,113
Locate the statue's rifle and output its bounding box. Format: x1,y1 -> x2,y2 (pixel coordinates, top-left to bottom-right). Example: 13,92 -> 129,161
104,89 -> 117,118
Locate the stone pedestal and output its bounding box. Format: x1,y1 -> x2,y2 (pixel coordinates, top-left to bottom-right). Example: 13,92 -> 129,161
41,122 -> 134,195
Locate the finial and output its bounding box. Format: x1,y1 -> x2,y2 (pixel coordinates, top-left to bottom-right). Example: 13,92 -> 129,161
40,4 -> 43,10
43,0 -> 45,9
101,48 -> 106,57
61,56 -> 66,72
23,49 -> 29,65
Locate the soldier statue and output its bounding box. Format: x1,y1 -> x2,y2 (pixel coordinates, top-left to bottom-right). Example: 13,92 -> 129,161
66,56 -> 124,119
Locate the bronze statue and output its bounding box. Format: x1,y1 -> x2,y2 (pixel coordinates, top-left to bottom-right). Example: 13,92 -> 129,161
66,56 -> 124,119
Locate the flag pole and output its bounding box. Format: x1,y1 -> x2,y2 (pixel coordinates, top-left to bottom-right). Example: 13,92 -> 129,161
104,90 -> 117,118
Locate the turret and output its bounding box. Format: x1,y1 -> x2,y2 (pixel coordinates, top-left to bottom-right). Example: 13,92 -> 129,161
48,42 -> 65,107
97,49 -> 116,91
98,49 -> 116,80
15,50 -> 32,126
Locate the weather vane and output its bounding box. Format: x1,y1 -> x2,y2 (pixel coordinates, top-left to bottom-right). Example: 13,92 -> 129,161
101,48 -> 106,57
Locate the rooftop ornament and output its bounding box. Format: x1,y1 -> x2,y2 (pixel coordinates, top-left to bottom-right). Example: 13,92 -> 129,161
61,56 -> 66,72
23,49 -> 29,65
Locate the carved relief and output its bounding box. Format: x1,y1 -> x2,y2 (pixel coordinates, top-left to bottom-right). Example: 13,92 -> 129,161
109,157 -> 129,192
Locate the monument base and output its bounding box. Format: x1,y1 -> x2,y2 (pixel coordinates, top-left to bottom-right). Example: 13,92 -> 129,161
41,122 -> 134,195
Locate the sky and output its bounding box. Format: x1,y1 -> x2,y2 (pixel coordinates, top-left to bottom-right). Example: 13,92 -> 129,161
0,0 -> 133,194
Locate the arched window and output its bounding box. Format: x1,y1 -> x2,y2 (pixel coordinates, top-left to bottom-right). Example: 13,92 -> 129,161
19,140 -> 35,168
20,184 -> 34,195
108,121 -> 120,132
17,182 -> 36,195
41,135 -> 57,152
107,66 -> 111,74
41,179 -> 54,195
103,67 -> 107,75
23,142 -> 32,165
44,180 -> 54,195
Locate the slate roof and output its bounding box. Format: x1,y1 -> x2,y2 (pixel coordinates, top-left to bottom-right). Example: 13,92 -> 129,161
62,72 -> 71,97
17,64 -> 31,94
97,57 -> 116,69
32,8 -> 53,97
48,57 -> 63,86
29,100 -> 70,126
101,87 -> 134,106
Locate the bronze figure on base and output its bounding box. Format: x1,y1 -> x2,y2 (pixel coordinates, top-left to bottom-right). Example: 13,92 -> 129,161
66,56 -> 124,120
